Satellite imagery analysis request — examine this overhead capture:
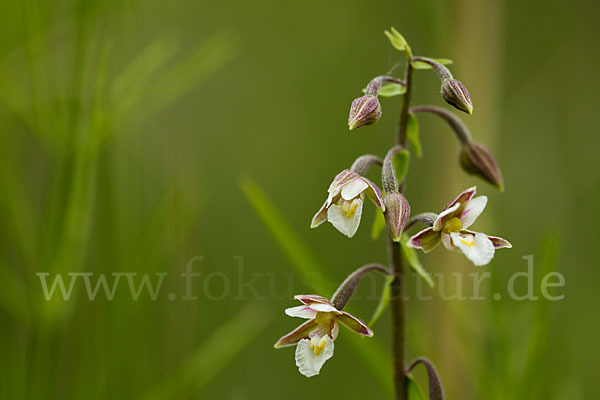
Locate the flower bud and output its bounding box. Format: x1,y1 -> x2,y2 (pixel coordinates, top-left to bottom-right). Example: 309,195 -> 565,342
383,192 -> 411,242
441,79 -> 473,115
459,142 -> 504,191
348,95 -> 381,130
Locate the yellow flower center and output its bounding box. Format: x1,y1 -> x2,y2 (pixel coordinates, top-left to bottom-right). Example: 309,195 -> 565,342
314,311 -> 333,326
311,338 -> 327,355
458,235 -> 475,247
341,199 -> 359,218
443,217 -> 463,234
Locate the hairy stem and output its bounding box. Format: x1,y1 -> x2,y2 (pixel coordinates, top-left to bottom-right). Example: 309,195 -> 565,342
397,63 -> 413,147
405,212 -> 438,231
411,57 -> 453,81
389,236 -> 407,400
365,76 -> 406,96
410,105 -> 471,144
390,58 -> 413,400
330,264 -> 392,310
350,154 -> 383,175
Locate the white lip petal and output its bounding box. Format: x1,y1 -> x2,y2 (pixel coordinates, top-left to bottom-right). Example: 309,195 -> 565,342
295,335 -> 335,377
326,199 -> 363,238
450,231 -> 495,266
285,305 -> 318,319
459,196 -> 487,229
433,202 -> 461,231
308,303 -> 340,313
340,178 -> 368,201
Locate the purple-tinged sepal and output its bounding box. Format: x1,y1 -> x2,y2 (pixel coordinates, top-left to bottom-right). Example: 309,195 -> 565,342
460,142 -> 504,191
407,187 -> 510,266
488,235 -> 512,249
274,319 -> 318,349
408,227 -> 441,253
294,294 -> 331,305
348,95 -> 382,130
275,293 -> 376,377
338,312 -> 373,337
363,177 -> 385,211
310,201 -> 328,228
441,79 -> 473,115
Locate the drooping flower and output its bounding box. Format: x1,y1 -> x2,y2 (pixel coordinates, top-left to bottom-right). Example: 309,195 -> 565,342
459,142 -> 504,191
407,187 -> 511,266
311,170 -> 384,238
274,294 -> 373,377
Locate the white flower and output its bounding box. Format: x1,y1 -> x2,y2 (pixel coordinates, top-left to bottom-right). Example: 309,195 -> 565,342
407,187 -> 511,266
295,335 -> 335,377
311,170 -> 384,238
274,294 -> 373,377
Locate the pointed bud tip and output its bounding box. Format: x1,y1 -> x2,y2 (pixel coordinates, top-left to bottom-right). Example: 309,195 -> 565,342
441,79 -> 473,115
347,95 -> 382,130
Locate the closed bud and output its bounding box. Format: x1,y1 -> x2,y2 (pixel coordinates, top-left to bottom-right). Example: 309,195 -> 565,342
460,142 -> 504,191
441,79 -> 473,115
383,192 -> 411,242
348,95 -> 381,130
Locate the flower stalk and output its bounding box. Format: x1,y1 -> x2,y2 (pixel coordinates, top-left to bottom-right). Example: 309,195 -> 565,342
275,28 -> 511,398
389,50 -> 414,400
330,264 -> 392,310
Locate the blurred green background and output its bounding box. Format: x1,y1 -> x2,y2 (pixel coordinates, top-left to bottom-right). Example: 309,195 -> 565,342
1,0 -> 598,398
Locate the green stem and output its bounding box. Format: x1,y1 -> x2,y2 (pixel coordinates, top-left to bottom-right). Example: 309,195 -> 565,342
389,236 -> 407,400
390,57 -> 413,400
410,105 -> 471,144
397,62 -> 413,147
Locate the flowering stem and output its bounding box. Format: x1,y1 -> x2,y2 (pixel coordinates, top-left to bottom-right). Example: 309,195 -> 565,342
389,57 -> 413,400
389,236 -> 407,400
397,63 -> 413,147
410,105 -> 471,144
382,145 -> 405,193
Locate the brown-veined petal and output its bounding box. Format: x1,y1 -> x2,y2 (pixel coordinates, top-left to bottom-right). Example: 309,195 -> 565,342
488,235 -> 512,249
274,319 -> 319,348
362,177 -> 385,211
294,294 -> 331,305
338,312 -> 373,337
310,201 -> 329,228
408,227 -> 442,253
442,186 -> 476,211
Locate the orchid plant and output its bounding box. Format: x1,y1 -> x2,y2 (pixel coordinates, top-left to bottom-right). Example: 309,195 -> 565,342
274,28 -> 511,399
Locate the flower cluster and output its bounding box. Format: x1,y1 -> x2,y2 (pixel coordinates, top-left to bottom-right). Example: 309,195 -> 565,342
273,28 -> 512,388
